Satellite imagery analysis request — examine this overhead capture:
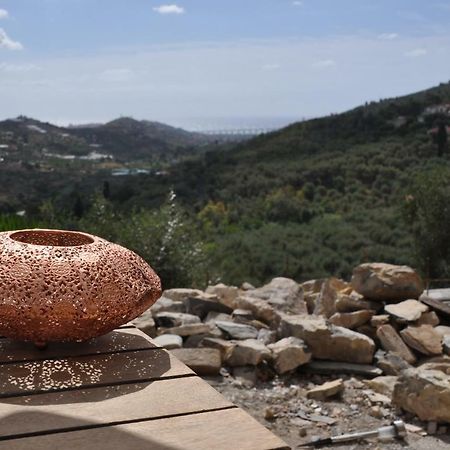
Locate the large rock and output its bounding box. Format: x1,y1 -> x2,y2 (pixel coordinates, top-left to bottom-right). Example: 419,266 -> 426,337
335,293 -> 381,314
200,337 -> 236,360
184,295 -> 232,320
374,350 -> 412,375
279,314 -> 375,364
204,311 -> 233,325
131,310 -> 156,337
152,334 -> 183,350
366,376 -> 398,397
154,312 -> 201,328
400,325 -> 443,355
329,310 -> 374,329
393,368 -> 450,422
206,283 -> 239,309
246,277 -> 307,314
170,348 -> 221,376
163,288 -> 205,302
301,279 -> 326,313
235,296 -> 279,325
226,339 -> 271,366
376,324 -> 416,364
149,296 -> 186,315
313,278 -> 349,318
351,263 -> 424,301
267,337 -> 311,374
385,300 -> 428,322
215,320 -> 258,340
159,323 -> 213,337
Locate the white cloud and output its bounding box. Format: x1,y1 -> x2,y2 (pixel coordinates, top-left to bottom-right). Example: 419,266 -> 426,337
312,59 -> 336,68
0,28 -> 23,50
378,33 -> 399,40
262,63 -> 280,71
404,48 -> 427,57
153,4 -> 185,15
0,9 -> 8,20
292,1 -> 303,6
0,63 -> 40,72
99,68 -> 134,82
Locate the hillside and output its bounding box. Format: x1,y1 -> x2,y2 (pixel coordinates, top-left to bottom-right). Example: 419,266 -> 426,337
1,82 -> 450,287
159,81 -> 450,284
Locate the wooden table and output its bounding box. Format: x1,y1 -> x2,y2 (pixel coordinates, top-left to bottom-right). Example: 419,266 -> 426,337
0,326 -> 289,449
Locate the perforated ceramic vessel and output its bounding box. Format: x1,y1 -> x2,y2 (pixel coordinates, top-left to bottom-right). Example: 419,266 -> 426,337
0,229 -> 161,345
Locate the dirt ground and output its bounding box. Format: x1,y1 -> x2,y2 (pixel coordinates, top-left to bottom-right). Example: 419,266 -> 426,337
205,371 -> 450,449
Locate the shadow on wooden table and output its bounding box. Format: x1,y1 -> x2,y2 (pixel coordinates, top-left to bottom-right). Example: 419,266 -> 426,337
0,411 -> 179,450
0,331 -> 172,406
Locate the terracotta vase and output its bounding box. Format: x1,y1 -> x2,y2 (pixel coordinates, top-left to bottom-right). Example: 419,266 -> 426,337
0,229 -> 161,345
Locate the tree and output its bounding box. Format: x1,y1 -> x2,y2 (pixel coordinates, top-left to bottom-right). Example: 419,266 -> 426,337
437,122 -> 448,157
403,168 -> 450,278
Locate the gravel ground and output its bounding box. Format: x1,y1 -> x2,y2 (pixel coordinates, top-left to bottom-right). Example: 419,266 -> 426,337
205,371 -> 450,449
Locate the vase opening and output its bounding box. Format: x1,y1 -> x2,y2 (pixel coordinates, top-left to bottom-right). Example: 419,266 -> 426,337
10,230 -> 94,247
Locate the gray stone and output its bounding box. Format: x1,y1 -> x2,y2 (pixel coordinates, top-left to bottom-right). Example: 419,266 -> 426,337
376,324 -> 416,364
370,314 -> 390,328
246,277 -> 307,314
374,350 -> 412,375
241,282 -> 255,291
185,295 -> 233,320
393,368 -> 450,422
200,337 -> 236,360
268,337 -> 311,374
385,300 -> 428,322
149,296 -> 186,315
152,334 -> 183,350
366,376 -> 398,397
307,379 -> 344,400
159,323 -> 213,337
206,283 -> 239,309
131,310 -> 156,337
235,295 -> 280,325
226,339 -> 271,366
204,311 -> 233,325
335,293 -> 382,314
170,348 -> 222,376
303,360 -> 382,378
351,263 -> 424,301
279,314 -> 375,364
154,312 -> 201,328
231,309 -> 254,321
415,311 -> 440,327
434,326 -> 450,338
444,335 -> 450,355
215,320 -> 258,340
313,278 -> 349,318
163,288 -> 205,302
329,310 -> 375,329
257,328 -> 278,345
400,325 -> 443,355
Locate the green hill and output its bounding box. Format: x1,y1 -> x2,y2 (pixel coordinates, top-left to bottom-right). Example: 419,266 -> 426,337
160,81 -> 450,284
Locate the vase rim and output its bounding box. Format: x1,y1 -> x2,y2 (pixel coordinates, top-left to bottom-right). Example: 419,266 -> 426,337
9,229 -> 96,247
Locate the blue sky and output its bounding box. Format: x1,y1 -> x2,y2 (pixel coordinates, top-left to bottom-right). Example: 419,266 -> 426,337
1,1 -> 450,129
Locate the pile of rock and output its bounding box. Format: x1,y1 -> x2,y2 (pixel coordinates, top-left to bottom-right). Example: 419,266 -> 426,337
132,262 -> 450,424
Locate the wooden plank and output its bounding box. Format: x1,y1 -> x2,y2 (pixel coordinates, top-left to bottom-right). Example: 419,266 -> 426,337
0,408 -> 290,450
0,349 -> 194,398
0,377 -> 233,439
0,328 -> 157,364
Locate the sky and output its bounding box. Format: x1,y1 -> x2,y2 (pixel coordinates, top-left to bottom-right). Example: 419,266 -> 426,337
0,0 -> 450,130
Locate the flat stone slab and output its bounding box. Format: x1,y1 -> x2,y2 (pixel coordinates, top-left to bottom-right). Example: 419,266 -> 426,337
385,300 -> 428,322
301,360 -> 382,378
